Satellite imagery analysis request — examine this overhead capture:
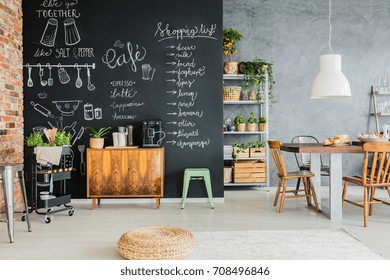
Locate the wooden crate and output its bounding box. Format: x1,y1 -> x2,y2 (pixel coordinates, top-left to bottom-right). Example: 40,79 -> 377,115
233,147 -> 250,158
250,147 -> 265,158
232,161 -> 266,183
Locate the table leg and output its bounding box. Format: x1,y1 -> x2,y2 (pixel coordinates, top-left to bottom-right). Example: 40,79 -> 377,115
329,153 -> 343,223
310,153 -> 321,209
3,167 -> 15,243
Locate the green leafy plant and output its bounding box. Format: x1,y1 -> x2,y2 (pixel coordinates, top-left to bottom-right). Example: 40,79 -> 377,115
259,116 -> 267,123
54,131 -> 72,146
232,142 -> 248,161
234,113 -> 245,124
247,140 -> 265,148
25,130 -> 71,147
247,112 -> 258,124
85,127 -> 111,138
223,27 -> 243,62
26,133 -> 45,147
238,58 -> 276,105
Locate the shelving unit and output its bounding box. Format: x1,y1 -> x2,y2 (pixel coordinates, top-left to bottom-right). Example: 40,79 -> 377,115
25,147 -> 75,223
223,73 -> 269,188
370,85 -> 390,133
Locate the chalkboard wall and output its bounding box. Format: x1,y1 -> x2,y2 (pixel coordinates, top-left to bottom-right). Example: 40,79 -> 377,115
23,0 -> 224,199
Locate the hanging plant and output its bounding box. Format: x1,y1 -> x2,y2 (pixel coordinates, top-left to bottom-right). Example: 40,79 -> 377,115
238,58 -> 277,105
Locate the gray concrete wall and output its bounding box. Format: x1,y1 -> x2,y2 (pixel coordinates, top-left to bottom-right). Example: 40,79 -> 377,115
223,0 -> 390,186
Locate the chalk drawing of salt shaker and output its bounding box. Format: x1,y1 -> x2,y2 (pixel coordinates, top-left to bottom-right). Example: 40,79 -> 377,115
64,18 -> 81,46
40,18 -> 58,47
84,103 -> 94,121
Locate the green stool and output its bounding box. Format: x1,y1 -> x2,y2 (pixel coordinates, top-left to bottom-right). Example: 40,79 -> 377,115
181,168 -> 214,209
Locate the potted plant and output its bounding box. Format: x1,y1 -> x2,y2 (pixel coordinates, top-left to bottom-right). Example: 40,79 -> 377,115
234,113 -> 246,132
223,27 -> 243,74
232,142 -> 249,161
246,112 -> 257,132
26,132 -> 46,147
258,116 -> 266,132
85,126 -> 111,149
248,140 -> 266,158
25,129 -> 72,147
238,58 -> 276,105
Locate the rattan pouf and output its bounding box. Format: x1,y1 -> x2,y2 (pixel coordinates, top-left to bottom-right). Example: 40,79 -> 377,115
117,226 -> 196,260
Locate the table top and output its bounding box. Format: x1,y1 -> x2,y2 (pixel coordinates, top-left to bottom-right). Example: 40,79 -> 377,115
280,143 -> 365,154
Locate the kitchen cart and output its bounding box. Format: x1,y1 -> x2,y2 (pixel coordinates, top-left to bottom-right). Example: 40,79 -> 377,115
25,146 -> 75,223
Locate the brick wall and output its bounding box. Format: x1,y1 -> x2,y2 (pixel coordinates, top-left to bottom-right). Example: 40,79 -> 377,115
0,0 -> 23,210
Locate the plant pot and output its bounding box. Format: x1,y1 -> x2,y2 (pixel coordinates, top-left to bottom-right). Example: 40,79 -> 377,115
236,123 -> 246,132
90,137 -> 104,149
258,123 -> 266,132
247,123 -> 256,132
224,62 -> 238,74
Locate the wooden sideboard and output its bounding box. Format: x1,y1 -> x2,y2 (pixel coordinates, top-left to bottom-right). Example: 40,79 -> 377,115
86,147 -> 164,209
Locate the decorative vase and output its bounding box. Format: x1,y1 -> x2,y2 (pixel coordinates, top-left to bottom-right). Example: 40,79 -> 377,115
236,123 -> 246,132
258,123 -> 266,132
247,123 -> 256,132
90,137 -> 104,149
224,62 -> 238,74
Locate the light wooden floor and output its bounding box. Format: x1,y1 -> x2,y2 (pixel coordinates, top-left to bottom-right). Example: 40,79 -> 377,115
0,186 -> 389,259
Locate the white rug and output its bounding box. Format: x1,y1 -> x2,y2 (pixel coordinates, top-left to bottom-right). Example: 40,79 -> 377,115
187,228 -> 385,260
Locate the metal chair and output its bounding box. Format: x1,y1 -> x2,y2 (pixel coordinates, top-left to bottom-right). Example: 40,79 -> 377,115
268,140 -> 319,213
342,142 -> 390,227
291,135 -> 330,191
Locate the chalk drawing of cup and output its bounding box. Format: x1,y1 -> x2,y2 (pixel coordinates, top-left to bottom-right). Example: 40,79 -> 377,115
142,64 -> 155,81
40,18 -> 58,47
64,18 -> 81,46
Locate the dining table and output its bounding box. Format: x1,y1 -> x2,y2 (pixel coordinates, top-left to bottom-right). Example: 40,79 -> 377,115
280,142 -> 364,223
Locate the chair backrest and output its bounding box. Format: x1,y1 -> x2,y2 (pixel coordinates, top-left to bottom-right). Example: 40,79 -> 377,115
268,140 -> 288,177
362,142 -> 390,186
291,135 -> 320,167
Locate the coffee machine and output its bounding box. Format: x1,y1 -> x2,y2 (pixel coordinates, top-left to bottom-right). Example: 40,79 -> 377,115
142,119 -> 165,147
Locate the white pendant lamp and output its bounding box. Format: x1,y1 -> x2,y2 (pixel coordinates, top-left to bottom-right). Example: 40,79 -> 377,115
310,0 -> 351,99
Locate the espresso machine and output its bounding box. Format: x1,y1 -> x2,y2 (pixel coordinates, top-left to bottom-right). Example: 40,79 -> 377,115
142,119 -> 165,147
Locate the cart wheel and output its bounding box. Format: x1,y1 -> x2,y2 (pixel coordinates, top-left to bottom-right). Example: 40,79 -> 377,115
21,215 -> 26,222
44,216 -> 51,223
68,209 -> 74,216
47,207 -> 53,213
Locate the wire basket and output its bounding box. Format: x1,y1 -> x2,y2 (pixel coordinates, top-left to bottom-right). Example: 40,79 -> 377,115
223,86 -> 241,100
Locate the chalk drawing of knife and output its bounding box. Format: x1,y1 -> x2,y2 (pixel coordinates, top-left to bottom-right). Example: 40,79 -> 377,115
72,126 -> 85,145
30,101 -> 54,118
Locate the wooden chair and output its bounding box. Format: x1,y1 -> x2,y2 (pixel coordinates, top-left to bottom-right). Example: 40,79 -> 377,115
342,142 -> 390,227
268,140 -> 319,213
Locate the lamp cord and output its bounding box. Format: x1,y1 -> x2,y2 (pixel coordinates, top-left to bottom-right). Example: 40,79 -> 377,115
328,0 -> 334,54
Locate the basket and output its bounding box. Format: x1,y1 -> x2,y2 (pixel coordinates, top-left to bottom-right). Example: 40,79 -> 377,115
223,86 -> 241,100
117,226 -> 196,260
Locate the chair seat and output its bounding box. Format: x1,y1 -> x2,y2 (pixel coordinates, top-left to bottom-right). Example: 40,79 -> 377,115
281,170 -> 314,179
343,175 -> 366,185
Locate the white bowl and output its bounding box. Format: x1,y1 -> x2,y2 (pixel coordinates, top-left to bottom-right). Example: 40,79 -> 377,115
357,136 -> 388,143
